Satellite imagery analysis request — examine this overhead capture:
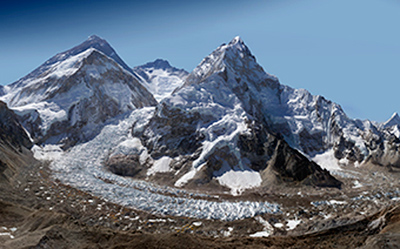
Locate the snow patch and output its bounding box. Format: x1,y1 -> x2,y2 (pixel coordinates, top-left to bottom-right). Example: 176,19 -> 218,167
353,180 -> 363,188
287,219 -> 301,230
249,230 -> 271,237
312,149 -> 342,172
147,156 -> 172,176
250,216 -> 274,237
328,200 -> 347,205
215,168 -> 262,196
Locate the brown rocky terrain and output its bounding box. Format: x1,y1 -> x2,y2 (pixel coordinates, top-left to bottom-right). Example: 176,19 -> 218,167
1,159 -> 400,248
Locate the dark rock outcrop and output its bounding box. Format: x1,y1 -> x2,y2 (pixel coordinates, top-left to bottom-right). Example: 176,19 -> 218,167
0,101 -> 34,182
0,101 -> 32,150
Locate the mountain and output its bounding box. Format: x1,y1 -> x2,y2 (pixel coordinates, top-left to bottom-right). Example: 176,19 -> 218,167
133,59 -> 188,101
0,36 -> 157,148
104,37 -> 342,195
5,35 -> 134,90
0,101 -> 33,182
383,112 -> 400,129
171,36 -> 400,170
106,36 -> 400,195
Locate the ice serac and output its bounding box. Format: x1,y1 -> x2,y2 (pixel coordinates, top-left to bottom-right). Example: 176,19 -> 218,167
0,37 -> 157,148
117,36 -> 342,195
133,59 -> 188,101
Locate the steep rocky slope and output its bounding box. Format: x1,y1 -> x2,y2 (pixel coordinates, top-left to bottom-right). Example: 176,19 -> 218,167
0,101 -> 33,182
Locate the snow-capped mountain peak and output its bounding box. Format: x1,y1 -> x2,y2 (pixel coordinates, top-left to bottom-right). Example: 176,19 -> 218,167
60,34 -> 134,74
6,35 -> 135,93
133,59 -> 188,101
383,112 -> 400,128
183,36 -> 277,91
87,34 -> 103,41
226,36 -> 253,57
0,37 -> 157,148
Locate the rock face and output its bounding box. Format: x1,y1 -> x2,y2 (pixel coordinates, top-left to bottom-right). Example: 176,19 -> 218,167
133,59 -> 188,101
0,36 -> 157,148
0,101 -> 33,182
125,37 -> 342,194
0,101 -> 32,150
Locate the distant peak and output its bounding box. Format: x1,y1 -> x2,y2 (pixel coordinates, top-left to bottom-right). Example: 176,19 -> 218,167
138,59 -> 172,70
152,59 -> 171,68
383,112 -> 400,128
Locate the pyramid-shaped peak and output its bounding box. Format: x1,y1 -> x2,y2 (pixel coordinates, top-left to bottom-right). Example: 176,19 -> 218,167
223,36 -> 254,59
82,35 -> 109,47
229,36 -> 244,45
74,35 -> 112,53
383,112 -> 400,128
227,36 -> 248,50
8,35 -> 134,89
87,34 -> 103,41
65,35 -> 133,74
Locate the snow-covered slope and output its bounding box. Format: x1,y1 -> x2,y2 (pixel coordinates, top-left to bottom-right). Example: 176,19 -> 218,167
0,36 -> 157,148
133,59 -> 188,101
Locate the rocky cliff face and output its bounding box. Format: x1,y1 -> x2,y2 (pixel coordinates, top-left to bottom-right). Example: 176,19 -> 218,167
0,101 -> 33,182
0,36 -> 157,148
0,101 -> 32,150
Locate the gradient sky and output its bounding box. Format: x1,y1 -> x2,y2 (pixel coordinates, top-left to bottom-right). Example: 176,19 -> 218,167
1,0 -> 399,122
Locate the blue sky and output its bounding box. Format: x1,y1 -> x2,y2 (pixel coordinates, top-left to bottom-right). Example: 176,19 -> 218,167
1,0 -> 399,122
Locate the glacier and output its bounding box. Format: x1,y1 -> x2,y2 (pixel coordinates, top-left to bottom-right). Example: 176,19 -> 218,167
43,107 -> 280,221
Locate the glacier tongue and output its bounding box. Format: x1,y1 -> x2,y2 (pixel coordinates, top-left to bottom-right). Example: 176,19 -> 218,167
45,107 -> 280,221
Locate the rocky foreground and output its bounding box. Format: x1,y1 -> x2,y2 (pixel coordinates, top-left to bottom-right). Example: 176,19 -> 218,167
1,158 -> 400,248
